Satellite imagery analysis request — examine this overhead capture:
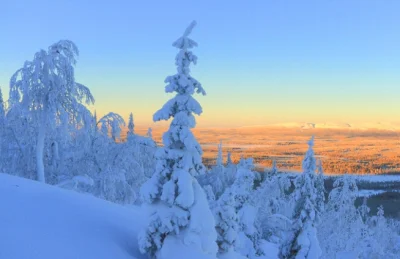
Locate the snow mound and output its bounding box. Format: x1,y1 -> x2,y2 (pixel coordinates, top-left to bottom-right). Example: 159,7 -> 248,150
0,173 -> 146,259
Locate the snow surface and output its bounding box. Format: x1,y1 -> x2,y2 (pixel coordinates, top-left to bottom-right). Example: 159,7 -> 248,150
354,174 -> 400,183
0,173 -> 146,259
357,189 -> 386,197
264,121 -> 400,130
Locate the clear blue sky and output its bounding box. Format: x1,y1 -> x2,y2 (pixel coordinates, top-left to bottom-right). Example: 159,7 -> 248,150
1,0 -> 400,127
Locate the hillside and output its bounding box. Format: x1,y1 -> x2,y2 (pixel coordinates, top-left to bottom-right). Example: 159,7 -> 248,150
0,174 -> 146,259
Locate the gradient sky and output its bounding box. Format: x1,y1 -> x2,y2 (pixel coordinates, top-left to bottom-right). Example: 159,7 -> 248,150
1,0 -> 400,127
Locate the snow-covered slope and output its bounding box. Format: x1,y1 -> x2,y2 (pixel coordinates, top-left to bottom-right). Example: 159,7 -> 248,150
0,173 -> 146,259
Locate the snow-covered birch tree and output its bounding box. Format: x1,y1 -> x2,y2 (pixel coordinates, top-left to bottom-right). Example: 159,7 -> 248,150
138,21 -> 218,259
9,40 -> 94,183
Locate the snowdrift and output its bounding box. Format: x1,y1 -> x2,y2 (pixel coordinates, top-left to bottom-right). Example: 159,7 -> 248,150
0,173 -> 146,259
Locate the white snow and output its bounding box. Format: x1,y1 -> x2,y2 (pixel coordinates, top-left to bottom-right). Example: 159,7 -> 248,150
0,173 -> 146,259
357,189 -> 386,197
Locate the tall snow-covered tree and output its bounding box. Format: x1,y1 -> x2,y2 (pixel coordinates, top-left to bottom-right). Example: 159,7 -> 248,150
9,40 -> 94,183
138,21 -> 218,259
280,136 -> 322,259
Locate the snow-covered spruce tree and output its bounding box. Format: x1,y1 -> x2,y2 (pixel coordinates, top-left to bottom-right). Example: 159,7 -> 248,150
280,136 -> 322,259
263,159 -> 278,183
214,187 -> 245,259
359,205 -> 398,258
138,21 -> 218,259
256,160 -> 293,244
233,158 -> 263,258
217,141 -> 223,166
128,112 -> 135,137
199,141 -> 226,199
227,151 -> 233,165
358,197 -> 370,223
318,174 -> 361,258
223,151 -> 237,187
147,127 -> 152,138
9,40 -> 94,183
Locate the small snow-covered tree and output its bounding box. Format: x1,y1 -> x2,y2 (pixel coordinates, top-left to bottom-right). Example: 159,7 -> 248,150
357,205 -> 394,258
256,160 -> 293,244
199,141 -> 226,199
318,174 -> 361,258
147,127 -> 152,138
97,165 -> 135,204
223,151 -> 236,186
280,136 -> 322,259
327,174 -> 358,213
128,112 -> 134,136
217,141 -> 223,166
138,21 -> 218,259
214,187 -> 244,259
227,151 -> 233,165
9,40 -> 94,183
232,158 -> 263,258
262,159 -> 278,183
358,197 -> 370,223
98,112 -> 125,141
